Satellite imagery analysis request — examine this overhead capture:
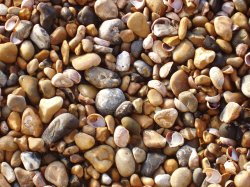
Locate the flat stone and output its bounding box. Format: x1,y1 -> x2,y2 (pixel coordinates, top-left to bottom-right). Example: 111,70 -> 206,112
42,113 -> 79,145
50,27 -> 67,45
0,136 -> 18,152
20,152 -> 41,171
170,167 -> 192,187
155,174 -> 171,187
0,42 -> 18,64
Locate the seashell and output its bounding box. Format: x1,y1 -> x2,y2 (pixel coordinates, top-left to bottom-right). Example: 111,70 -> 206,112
226,146 -> 238,162
11,20 -> 32,45
148,80 -> 167,96
93,37 -> 110,47
130,0 -> 145,10
87,113 -> 106,128
222,65 -> 234,74
209,67 -> 224,90
167,0 -> 183,13
188,76 -> 198,89
166,131 -> 184,147
207,102 -> 220,110
162,43 -> 175,52
114,125 -> 130,147
174,98 -> 189,112
188,148 -> 199,169
219,137 -> 236,147
21,0 -> 34,8
165,12 -> 180,22
243,161 -> 250,172
5,16 -> 19,31
63,69 -> 81,84
205,94 -> 221,103
159,61 -> 173,78
203,168 -> 222,184
222,2 -> 234,15
244,52 -> 250,67
207,128 -> 220,137
10,32 -> 23,45
225,180 -> 235,187
151,18 -> 178,37
224,160 -> 237,174
143,35 -> 154,50
148,52 -> 162,64
236,43 -> 248,57
121,13 -> 132,23
216,154 -> 227,165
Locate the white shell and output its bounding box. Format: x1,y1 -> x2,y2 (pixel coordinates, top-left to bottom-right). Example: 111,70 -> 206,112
130,0 -> 145,10
87,113 -> 106,128
224,161 -> 237,174
5,16 -> 20,31
166,131 -> 184,147
204,168 -> 222,184
188,148 -> 199,169
205,94 -> 221,103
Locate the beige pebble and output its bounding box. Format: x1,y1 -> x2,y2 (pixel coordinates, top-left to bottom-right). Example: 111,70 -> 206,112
74,132 -> 95,151
147,89 -> 163,106
113,126 -> 130,147
71,53 -> 101,71
194,47 -> 215,69
220,102 -> 241,123
209,67 -> 224,90
214,16 -> 232,41
20,40 -> 35,61
27,58 -> 39,75
143,130 -> 166,148
173,40 -> 195,64
154,108 -> 178,128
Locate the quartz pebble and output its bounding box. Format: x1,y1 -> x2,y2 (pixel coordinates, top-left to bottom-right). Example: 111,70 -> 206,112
20,152 -> 41,171
114,126 -> 130,147
116,51 -> 130,72
30,24 -> 50,49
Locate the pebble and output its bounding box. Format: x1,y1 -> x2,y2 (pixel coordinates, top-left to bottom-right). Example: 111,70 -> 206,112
121,116 -> 141,135
7,94 -> 26,113
178,91 -> 198,112
99,19 -> 125,44
131,40 -> 143,58
72,53 -> 101,71
0,71 -> 7,87
30,24 -> 50,49
0,4 -> 8,15
19,75 -> 41,104
219,102 -> 241,123
50,27 -> 67,45
127,12 -> 150,38
39,96 -> 63,123
94,0 -> 118,20
173,40 -> 195,64
20,40 -> 35,61
1,162 -> 15,183
141,153 -> 166,176
14,167 -> 35,187
28,137 -> 45,152
209,67 -> 224,90
42,113 -> 79,145
51,73 -> 74,88
145,0 -> 166,16
170,70 -> 190,96
155,174 -> 171,187
45,161 -> 69,187
115,101 -> 134,119
27,59 -> 39,75
32,172 -> 47,187
116,51 -> 130,72
101,173 -> 112,185
170,167 -> 192,187
143,130 -> 166,148
114,126 -> 130,147
241,131 -> 250,148
77,6 -> 99,26
38,80 -> 55,98
37,3 -> 56,33
78,84 -> 98,99
241,75 -> 250,98
154,108 -> 178,128
74,132 -> 95,150
214,16 -> 232,41
115,148 -> 135,177
193,168 -> 206,187
194,47 -> 216,69
95,88 -> 125,115
234,170 -> 250,187
20,152 -> 41,171
0,136 -> 18,151
176,145 -> 193,167
0,42 -> 18,64
134,60 -> 152,78
0,174 -> 11,187
132,147 -> 146,163
85,67 -> 121,89
84,145 -> 114,173
22,107 -> 43,137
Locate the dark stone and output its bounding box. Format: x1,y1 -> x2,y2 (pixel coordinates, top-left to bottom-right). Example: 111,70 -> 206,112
60,7 -> 73,21
69,175 -> 80,187
212,52 -> 226,68
134,60 -> 152,78
193,168 -> 206,187
232,29 -> 250,48
51,0 -> 62,5
131,40 -> 143,58
37,3 -> 57,34
77,6 -> 99,26
130,73 -> 145,82
219,123 -> 237,139
42,113 -> 79,145
203,35 -> 220,51
209,0 -> 223,13
115,101 -> 134,119
7,73 -> 18,86
0,70 -> 7,87
141,153 -> 166,177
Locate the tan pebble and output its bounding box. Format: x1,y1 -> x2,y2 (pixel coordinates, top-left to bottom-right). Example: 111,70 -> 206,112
82,39 -> 93,53
71,165 -> 84,178
28,137 -> 45,152
234,171 -> 250,187
209,67 -> 224,90
130,174 -> 143,187
194,47 -> 215,69
195,75 -> 211,86
173,39 -> 195,64
241,131 -> 250,148
96,127 -> 110,142
178,91 -> 198,112
180,128 -> 197,140
10,151 -> 21,167
154,108 -> 178,128
164,159 -> 178,174
44,67 -> 56,79
216,39 -> 232,54
94,0 -> 118,20
205,22 -> 216,37
38,79 -> 56,98
61,40 -> 69,65
71,53 -> 101,71
20,40 -> 35,61
145,0 -> 166,16
214,16 -> 232,41
226,57 -> 243,68
34,49 -> 49,62
231,12 -> 249,31
141,176 -> 155,186
7,94 -> 26,112
132,98 -> 143,113
0,136 -> 18,151
7,111 -> 21,131
170,70 -> 190,96
220,102 -> 241,123
120,29 -> 135,43
147,89 -> 163,106
179,17 -> 189,40
132,114 -> 153,129
147,80 -> 167,96
170,167 -> 192,187
192,16 -> 208,27
50,26 -> 67,45
51,73 -> 74,88
0,42 -> 18,64
27,58 -> 39,75
0,173 -> 11,187
143,130 -> 166,148
86,24 -> 98,36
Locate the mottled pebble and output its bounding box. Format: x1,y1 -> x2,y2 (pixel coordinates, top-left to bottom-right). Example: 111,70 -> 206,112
30,24 -> 50,49
20,152 -> 41,171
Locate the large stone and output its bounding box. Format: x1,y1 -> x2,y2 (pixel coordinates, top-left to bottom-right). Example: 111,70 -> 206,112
30,24 -> 50,49
170,70 -> 190,96
173,40 -> 195,64
214,16 -> 232,41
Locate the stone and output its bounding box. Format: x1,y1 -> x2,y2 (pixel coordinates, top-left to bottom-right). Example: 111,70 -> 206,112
32,172 -> 47,187
143,130 -> 166,148
116,51 -> 130,72
219,102 -> 241,123
115,148 -> 135,177
22,107 -> 43,137
72,53 -> 101,71
241,75 -> 250,98
114,126 -> 130,147
170,167 -> 192,187
50,27 -> 67,45
20,152 -> 41,171
134,60 -> 152,78
101,173 -> 112,185
28,137 -> 45,152
131,40 -> 143,58
37,3 -> 56,33
234,171 -> 250,187
121,116 -> 141,135
170,70 -> 190,96
0,4 -> 8,15
38,80 -> 55,98
145,0 -> 167,16
42,113 -> 79,145
132,147 -> 146,163
173,40 -> 195,64
77,6 -> 99,26
155,174 -> 171,187
241,131 -> 250,148
0,71 -> 7,87
231,12 -> 249,31
99,19 -> 125,45
19,75 -> 41,104
193,168 -> 206,187
0,42 -> 18,64
127,12 -> 150,38
194,47 -> 216,69
94,0 -> 118,20
115,101 -> 134,119
39,96 -> 63,123
45,161 -> 69,187
7,94 -> 26,113
85,67 -> 121,89
147,89 -> 163,106
20,40 -> 35,61
154,108 -> 178,128
95,88 -> 125,115
74,132 -> 95,150
232,29 -> 250,48
141,153 -> 166,176
178,91 -> 198,113
84,145 -> 114,173
27,59 -> 39,75
0,136 -> 18,151
176,145 -> 193,167
1,162 -> 15,183
209,67 -> 224,90
51,73 -> 74,88
214,16 -> 232,41
14,167 -> 35,187
0,174 -> 11,187
30,24 -> 50,49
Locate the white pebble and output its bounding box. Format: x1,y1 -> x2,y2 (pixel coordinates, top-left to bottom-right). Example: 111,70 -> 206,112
0,4 -> 8,16
116,51 -> 130,72
101,173 -> 112,185
132,147 -> 146,163
1,162 -> 16,183
20,152 -> 41,171
155,174 -> 171,187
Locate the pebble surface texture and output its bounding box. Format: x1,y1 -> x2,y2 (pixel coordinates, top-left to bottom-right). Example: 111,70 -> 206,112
0,0 -> 249,187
